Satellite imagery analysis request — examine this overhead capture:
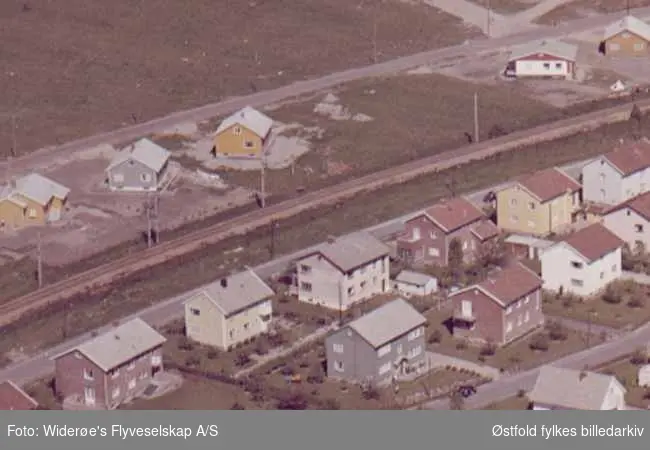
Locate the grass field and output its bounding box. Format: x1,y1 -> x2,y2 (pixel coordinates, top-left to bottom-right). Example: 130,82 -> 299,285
0,0 -> 479,158
534,3 -> 584,25
483,395 -> 531,410
0,115 -> 647,369
598,357 -> 650,409
535,0 -> 650,24
470,0 -> 531,14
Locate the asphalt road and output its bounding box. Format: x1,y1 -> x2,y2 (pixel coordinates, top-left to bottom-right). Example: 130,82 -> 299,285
2,6 -> 650,178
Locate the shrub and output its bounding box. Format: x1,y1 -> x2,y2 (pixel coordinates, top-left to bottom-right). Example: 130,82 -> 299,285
307,364 -> 325,384
299,360 -> 310,369
479,342 -> 497,357
361,384 -> 381,401
234,352 -> 251,367
206,349 -> 219,360
276,393 -> 309,410
428,329 -> 443,344
546,321 -> 568,341
602,285 -> 623,304
517,389 -> 526,398
630,349 -> 648,365
321,398 -> 341,410
255,338 -> 270,356
455,340 -> 468,351
627,297 -> 644,309
178,338 -> 194,351
230,402 -> 246,410
529,334 -> 549,352
185,355 -> 201,367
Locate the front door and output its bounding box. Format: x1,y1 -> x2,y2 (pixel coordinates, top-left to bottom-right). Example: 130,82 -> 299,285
84,387 -> 95,406
48,207 -> 61,221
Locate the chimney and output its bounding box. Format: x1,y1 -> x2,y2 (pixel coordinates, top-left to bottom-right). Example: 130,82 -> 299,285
221,278 -> 228,288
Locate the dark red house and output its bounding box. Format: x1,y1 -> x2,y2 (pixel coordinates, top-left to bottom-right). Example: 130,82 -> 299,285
0,381 -> 38,410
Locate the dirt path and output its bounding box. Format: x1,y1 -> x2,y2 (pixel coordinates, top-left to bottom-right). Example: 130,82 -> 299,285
511,0 -> 580,24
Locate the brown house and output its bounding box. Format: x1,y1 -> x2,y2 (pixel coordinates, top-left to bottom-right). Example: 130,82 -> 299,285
602,15 -> 650,57
449,262 -> 544,345
0,381 -> 38,410
397,197 -> 499,266
53,318 -> 166,410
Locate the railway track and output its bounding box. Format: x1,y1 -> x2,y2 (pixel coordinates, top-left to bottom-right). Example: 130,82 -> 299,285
1,97 -> 648,328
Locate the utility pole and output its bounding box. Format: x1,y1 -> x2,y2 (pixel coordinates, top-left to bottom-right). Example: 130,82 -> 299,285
473,92 -> 480,144
269,220 -> 278,259
153,193 -> 160,244
37,231 -> 43,288
487,0 -> 491,38
626,0 -> 630,16
372,15 -> 378,64
260,152 -> 266,208
10,114 -> 17,157
145,194 -> 153,248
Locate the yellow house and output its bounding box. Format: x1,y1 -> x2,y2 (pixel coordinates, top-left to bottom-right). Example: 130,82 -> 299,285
212,106 -> 273,158
496,167 -> 581,236
0,187 -> 27,230
184,269 -> 274,350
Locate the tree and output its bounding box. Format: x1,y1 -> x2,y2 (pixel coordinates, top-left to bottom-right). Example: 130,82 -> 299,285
276,392 -> 309,410
631,103 -> 643,126
448,238 -> 464,283
546,321 -> 568,341
488,124 -> 508,139
449,391 -> 465,410
476,236 -> 507,268
529,334 -> 549,352
234,352 -> 251,367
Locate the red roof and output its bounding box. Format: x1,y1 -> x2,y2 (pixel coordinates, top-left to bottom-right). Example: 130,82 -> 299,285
604,191 -> 650,221
419,197 -> 485,233
563,223 -> 624,262
477,263 -> 542,306
603,141 -> 650,176
516,168 -> 580,203
471,220 -> 500,241
0,381 -> 38,410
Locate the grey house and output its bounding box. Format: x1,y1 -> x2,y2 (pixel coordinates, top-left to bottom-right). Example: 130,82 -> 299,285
106,139 -> 171,192
325,298 -> 427,385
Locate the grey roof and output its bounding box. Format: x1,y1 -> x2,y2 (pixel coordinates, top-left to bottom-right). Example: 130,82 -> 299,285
394,270 -> 436,287
509,39 -> 578,62
107,139 -> 170,173
0,186 -> 27,208
14,173 -> 70,206
604,15 -> 650,42
191,269 -> 275,317
529,366 -> 624,410
318,231 -> 390,273
216,106 -> 273,138
54,318 -> 166,372
347,298 -> 426,349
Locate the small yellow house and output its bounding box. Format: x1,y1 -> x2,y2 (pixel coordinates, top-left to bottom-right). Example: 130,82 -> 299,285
184,269 -> 274,350
496,167 -> 581,236
212,106 -> 273,158
0,173 -> 69,230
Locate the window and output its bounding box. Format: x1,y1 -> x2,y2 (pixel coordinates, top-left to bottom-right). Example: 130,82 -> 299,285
190,308 -> 200,316
536,295 -> 540,310
570,279 -> 584,287
334,360 -> 344,372
360,281 -> 367,289
527,220 -> 535,228
28,208 -> 37,219
570,261 -> 583,269
600,189 -> 606,200
128,379 -> 136,390
112,387 -> 120,399
229,329 -> 235,339
233,126 -> 242,135
377,344 -> 392,357
461,300 -> 473,318
462,241 -> 468,250
609,43 -> 620,51
83,369 -> 94,380
543,62 -> 550,69
396,344 -> 403,354
151,355 -> 162,366
140,173 -> 152,183
347,286 -> 355,296
516,300 -> 521,309
635,224 -> 644,233
244,140 -> 254,148
428,247 -> 440,257
506,306 -> 513,314
627,209 -> 632,216
379,362 -> 391,375
612,264 -> 618,272
600,272 -> 605,279
127,361 -> 135,371
555,62 -> 562,69
75,352 -> 82,359
412,227 -> 421,240
300,264 -> 311,274
506,321 -> 513,332
528,202 -> 536,210
635,42 -> 646,51
510,198 -> 517,206
113,173 -> 124,183
243,322 -> 250,331
524,311 -> 530,323
333,344 -> 344,354
524,296 -> 530,304
517,315 -> 522,326
599,173 -> 605,183
111,369 -> 120,379
623,32 -> 631,38
429,231 -> 437,239
511,215 -> 519,223
408,346 -> 422,359
300,282 -> 312,292
408,328 -> 423,341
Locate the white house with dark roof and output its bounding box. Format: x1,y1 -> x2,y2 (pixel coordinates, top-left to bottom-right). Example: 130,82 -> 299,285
529,366 -> 626,410
184,269 -> 275,350
602,191 -> 650,251
325,298 -> 427,384
296,231 -> 391,311
505,40 -> 578,80
53,318 -> 166,409
392,270 -> 438,297
105,138 -> 171,192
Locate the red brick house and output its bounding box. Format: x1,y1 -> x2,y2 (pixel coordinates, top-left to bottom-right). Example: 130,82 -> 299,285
397,197 -> 499,266
449,262 -> 544,345
52,318 -> 166,410
0,380 -> 38,410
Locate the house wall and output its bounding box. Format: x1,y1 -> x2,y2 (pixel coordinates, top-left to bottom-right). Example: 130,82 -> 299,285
223,299 -> 273,349
600,381 -> 626,410
393,279 -> 437,297
582,158 -> 623,205
326,326 -> 426,384
297,254 -> 389,310
102,347 -> 163,409
514,57 -> 573,79
605,32 -> 650,56
497,186 -> 578,235
214,124 -> 265,157
621,169 -> 650,202
107,159 -> 159,192
541,244 -> 622,296
185,293 -> 227,349
12,194 -> 47,225
0,199 -> 26,229
55,352 -> 107,409
603,208 -> 650,251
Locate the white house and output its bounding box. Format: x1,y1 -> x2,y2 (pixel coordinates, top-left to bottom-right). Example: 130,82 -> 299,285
505,40 -> 578,80
541,223 -> 623,297
639,364 -> 650,387
392,270 -> 438,297
529,366 -> 627,410
296,231 -> 390,311
581,142 -> 650,205
602,191 -> 650,252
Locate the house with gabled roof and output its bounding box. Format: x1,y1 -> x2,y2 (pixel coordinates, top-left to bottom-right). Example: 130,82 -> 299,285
582,141 -> 650,206
0,173 -> 70,227
541,223 -> 624,297
397,197 -> 499,266
602,191 -> 650,251
449,262 -> 544,345
213,106 -> 273,158
325,298 -> 427,384
529,366 -> 626,410
496,167 -> 581,236
0,186 -> 27,230
53,318 -> 166,410
392,270 -> 438,298
505,39 -> 578,80
105,138 -> 171,192
184,269 -> 275,350
0,381 -> 39,410
602,15 -> 650,57
296,231 -> 390,311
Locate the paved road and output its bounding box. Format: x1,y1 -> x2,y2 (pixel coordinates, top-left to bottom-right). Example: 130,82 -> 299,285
422,320 -> 650,409
2,6 -> 650,179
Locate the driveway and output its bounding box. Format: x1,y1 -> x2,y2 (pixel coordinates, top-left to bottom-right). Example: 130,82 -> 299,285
427,351 -> 501,380
621,270 -> 650,286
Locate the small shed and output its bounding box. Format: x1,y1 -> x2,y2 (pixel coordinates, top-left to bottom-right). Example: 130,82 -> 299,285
504,234 -> 554,261
393,270 -> 438,297
639,364 -> 650,387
